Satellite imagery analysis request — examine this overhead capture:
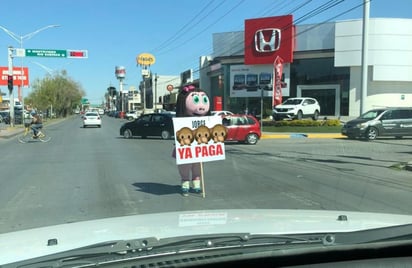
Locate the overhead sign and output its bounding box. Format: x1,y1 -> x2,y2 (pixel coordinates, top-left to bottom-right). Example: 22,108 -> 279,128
67,50 -> 88,58
14,48 -> 88,58
25,49 -> 67,58
136,53 -> 156,66
244,15 -> 294,64
172,116 -> 226,165
0,67 -> 29,87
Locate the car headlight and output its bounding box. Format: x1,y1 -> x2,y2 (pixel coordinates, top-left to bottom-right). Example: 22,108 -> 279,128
356,123 -> 368,129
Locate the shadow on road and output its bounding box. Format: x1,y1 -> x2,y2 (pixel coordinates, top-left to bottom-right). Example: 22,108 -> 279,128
132,182 -> 180,195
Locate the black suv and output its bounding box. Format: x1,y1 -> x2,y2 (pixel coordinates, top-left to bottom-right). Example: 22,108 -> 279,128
341,107 -> 412,140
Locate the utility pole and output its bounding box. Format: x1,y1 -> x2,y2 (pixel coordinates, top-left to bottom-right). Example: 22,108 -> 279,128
7,46 -> 15,127
360,0 -> 370,115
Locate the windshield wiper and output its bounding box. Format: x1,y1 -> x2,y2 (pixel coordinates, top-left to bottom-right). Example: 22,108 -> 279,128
8,233 -> 328,267
10,225 -> 412,268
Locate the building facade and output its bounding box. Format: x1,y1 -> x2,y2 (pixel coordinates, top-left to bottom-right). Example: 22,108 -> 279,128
198,17 -> 412,118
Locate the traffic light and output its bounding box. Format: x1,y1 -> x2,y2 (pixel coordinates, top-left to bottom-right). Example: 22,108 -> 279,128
7,75 -> 13,93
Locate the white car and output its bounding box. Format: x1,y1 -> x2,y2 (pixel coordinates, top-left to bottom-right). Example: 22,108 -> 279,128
82,112 -> 102,128
125,110 -> 141,120
211,110 -> 234,117
272,97 -> 320,121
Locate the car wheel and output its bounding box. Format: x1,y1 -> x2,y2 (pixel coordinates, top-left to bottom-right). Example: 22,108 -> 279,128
296,110 -> 303,120
161,130 -> 171,140
312,110 -> 319,121
246,133 -> 259,145
365,127 -> 378,140
123,129 -> 133,139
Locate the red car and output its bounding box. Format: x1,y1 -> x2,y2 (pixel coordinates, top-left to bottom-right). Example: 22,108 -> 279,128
222,114 -> 261,145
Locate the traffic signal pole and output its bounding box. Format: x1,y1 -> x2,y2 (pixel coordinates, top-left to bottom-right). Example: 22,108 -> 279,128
8,46 -> 15,127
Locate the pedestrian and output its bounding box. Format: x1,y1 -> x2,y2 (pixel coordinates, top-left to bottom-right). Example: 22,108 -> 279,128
173,84 -> 211,196
30,110 -> 43,138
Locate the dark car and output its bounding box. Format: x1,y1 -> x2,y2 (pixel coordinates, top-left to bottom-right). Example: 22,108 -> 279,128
341,107 -> 412,140
0,110 -> 24,125
120,113 -> 175,140
222,114 -> 261,145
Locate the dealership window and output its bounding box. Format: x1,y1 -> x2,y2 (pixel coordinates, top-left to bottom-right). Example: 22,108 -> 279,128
291,57 -> 350,116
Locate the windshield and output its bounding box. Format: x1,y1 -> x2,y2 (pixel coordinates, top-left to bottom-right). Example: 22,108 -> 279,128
359,109 -> 386,119
1,0 -> 412,266
283,98 -> 303,105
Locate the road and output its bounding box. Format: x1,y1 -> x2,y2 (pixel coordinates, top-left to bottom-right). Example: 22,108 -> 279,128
0,115 -> 411,234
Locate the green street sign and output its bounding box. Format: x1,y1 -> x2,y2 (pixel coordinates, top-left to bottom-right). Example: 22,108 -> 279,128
25,49 -> 67,58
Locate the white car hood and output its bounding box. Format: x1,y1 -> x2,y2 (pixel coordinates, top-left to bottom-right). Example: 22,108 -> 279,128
1,209 -> 412,264
274,104 -> 297,109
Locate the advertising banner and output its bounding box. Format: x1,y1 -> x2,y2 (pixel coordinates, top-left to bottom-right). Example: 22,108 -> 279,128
273,56 -> 284,107
173,116 -> 226,165
229,64 -> 289,98
0,67 -> 29,87
244,15 -> 294,65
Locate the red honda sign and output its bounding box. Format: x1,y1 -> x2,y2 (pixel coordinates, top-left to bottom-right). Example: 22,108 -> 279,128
0,67 -> 29,87
244,15 -> 294,64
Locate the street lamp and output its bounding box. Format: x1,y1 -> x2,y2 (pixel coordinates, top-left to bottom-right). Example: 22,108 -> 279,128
0,24 -> 60,126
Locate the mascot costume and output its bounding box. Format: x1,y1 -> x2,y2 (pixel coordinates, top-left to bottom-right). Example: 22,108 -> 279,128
174,84 -> 210,196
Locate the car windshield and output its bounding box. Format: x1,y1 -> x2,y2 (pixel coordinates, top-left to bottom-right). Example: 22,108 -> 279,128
359,109 -> 386,119
283,99 -> 303,105
1,1 -> 412,266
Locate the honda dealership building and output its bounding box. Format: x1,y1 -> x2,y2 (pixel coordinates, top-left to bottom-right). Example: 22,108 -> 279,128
198,16 -> 412,118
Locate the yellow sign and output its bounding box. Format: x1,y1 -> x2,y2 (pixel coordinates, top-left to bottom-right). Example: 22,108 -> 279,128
136,53 -> 156,66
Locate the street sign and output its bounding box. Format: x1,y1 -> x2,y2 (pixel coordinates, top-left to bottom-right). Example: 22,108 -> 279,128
67,50 -> 88,58
25,49 -> 67,58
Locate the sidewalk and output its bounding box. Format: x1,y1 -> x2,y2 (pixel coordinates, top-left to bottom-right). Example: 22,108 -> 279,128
0,124 -> 24,139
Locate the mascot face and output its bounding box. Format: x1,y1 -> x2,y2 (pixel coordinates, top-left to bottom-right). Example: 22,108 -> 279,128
185,91 -> 210,116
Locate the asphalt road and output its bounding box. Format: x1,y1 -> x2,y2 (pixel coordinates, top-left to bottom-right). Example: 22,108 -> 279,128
0,115 -> 411,234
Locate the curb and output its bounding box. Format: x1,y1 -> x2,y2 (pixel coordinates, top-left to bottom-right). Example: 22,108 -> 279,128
261,133 -> 345,139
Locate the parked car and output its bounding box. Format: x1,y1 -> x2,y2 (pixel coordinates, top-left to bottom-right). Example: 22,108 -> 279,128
222,114 -> 261,145
272,97 -> 320,121
125,110 -> 141,120
341,107 -> 412,140
82,112 -> 102,128
120,113 -> 175,140
0,110 -> 24,124
211,110 -> 234,117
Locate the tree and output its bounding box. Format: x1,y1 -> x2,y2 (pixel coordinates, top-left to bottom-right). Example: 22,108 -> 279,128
25,70 -> 85,117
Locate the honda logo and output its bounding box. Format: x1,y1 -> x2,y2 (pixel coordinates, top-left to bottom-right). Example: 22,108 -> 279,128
254,28 -> 281,52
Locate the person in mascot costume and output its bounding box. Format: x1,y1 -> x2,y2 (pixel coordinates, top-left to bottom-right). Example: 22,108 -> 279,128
174,84 -> 211,196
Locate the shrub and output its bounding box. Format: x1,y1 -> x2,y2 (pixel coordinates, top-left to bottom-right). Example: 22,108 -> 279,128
262,119 -> 341,127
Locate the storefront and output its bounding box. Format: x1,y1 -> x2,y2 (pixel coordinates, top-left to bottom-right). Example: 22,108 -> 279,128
199,16 -> 412,118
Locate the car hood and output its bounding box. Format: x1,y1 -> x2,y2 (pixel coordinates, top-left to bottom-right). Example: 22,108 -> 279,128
1,209 -> 412,264
344,118 -> 370,126
274,104 -> 298,109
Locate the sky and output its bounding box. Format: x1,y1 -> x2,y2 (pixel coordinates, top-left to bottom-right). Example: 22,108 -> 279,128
1,0 -> 411,105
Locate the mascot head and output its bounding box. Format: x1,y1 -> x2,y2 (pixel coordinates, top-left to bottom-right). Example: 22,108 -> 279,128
176,85 -> 210,117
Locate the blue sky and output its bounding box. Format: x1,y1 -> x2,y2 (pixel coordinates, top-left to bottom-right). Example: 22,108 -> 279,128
1,0 -> 411,104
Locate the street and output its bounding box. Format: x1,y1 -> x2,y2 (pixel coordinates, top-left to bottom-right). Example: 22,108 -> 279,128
1,115 -> 412,234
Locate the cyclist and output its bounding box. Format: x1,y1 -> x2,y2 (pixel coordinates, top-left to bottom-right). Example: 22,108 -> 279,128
30,111 -> 43,138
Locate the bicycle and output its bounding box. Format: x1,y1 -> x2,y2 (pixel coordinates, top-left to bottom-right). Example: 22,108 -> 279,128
18,123 -> 51,143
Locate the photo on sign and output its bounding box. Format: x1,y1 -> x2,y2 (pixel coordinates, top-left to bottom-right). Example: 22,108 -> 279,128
172,116 -> 227,165
229,64 -> 290,98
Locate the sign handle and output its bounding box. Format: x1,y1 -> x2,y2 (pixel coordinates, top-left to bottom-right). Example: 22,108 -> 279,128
200,162 -> 205,198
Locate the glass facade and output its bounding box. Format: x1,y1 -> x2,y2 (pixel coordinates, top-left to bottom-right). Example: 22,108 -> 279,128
290,57 -> 350,116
